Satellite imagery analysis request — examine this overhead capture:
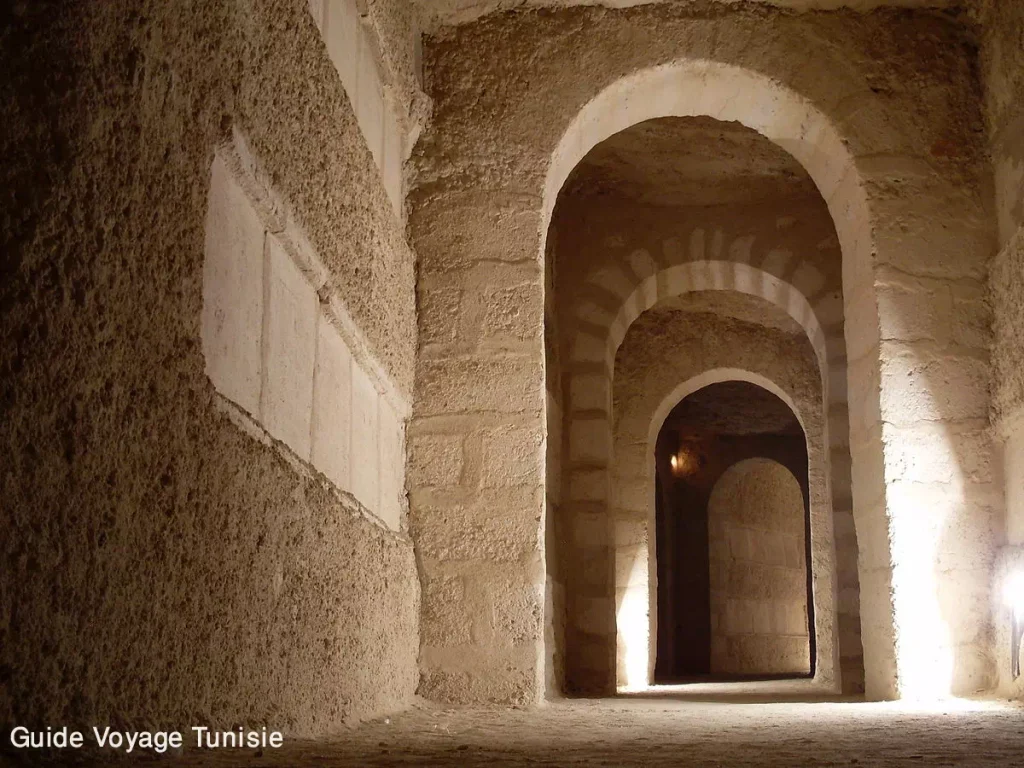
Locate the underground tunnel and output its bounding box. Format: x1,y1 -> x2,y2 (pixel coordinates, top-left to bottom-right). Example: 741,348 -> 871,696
3,0 -> 1024,765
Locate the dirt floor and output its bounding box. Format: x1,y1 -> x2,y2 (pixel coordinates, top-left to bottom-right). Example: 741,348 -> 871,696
7,680 -> 1024,767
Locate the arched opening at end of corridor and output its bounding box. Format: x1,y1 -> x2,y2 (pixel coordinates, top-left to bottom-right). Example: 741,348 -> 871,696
652,382 -> 813,684
546,109 -> 851,697
407,44 -> 997,707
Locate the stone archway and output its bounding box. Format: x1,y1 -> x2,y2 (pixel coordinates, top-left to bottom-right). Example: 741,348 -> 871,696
543,60 -> 994,702
562,261 -> 844,692
410,22 -> 997,703
645,372 -> 816,690
612,316 -> 830,690
546,70 -> 863,695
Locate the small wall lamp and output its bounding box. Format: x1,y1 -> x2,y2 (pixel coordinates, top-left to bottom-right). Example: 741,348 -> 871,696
669,446 -> 700,477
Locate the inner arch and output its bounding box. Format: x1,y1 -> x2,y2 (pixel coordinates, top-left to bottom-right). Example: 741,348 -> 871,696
546,75 -> 864,696
543,61 -> 872,274
602,261 -> 830,389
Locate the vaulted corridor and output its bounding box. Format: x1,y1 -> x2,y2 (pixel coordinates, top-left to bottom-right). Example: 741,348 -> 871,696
4,0 -> 1024,764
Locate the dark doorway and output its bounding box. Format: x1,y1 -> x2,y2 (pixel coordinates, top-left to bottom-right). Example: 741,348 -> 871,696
653,381 -> 814,682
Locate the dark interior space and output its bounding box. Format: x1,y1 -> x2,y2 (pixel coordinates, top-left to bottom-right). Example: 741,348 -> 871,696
654,381 -> 813,682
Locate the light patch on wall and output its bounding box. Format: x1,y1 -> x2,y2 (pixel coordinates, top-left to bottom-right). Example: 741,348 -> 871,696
616,549 -> 649,691
202,131 -> 409,532
308,0 -> 405,217
1003,570 -> 1024,617
889,526 -> 954,700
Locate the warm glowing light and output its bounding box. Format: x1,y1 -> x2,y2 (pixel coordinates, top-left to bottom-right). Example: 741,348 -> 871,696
669,446 -> 699,477
889,526 -> 954,699
1003,570 -> 1024,617
616,550 -> 650,690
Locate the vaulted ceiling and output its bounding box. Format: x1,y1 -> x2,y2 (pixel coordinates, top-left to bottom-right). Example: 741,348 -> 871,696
662,380 -> 803,437
561,117 -> 818,207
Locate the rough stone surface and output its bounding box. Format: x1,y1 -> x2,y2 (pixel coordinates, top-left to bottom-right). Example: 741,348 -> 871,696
662,377 -> 806,436
709,458 -> 811,676
655,290 -> 810,336
562,116 -> 819,207
987,165 -> 1024,434
0,0 -> 418,733
412,0 -> 962,32
979,2 -> 1024,701
978,0 -> 1024,249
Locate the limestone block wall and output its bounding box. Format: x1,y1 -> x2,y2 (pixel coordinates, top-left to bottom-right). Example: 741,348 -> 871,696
0,0 -> 418,734
708,458 -> 811,676
407,188 -> 547,702
412,4 -> 997,702
979,0 -> 1024,700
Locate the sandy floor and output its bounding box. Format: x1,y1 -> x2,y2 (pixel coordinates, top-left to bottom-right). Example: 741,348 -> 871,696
9,681 -> 1024,766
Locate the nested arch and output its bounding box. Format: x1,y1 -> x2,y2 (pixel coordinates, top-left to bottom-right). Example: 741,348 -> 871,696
543,61 -> 875,303
613,263 -> 827,376
558,259 -> 849,693
537,55 -> 993,702
564,260 -> 848,480
569,261 -> 834,389
410,12 -> 991,705
649,369 -> 807,447
550,63 -> 869,697
612,351 -> 832,689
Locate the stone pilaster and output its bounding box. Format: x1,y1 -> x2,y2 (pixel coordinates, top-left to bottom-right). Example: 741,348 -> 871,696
409,188 -> 547,703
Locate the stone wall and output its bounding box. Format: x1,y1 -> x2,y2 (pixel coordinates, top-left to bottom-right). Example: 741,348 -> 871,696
708,458 -> 811,676
979,0 -> 1024,701
0,0 -> 419,734
411,3 -> 996,701
203,137 -> 408,530
306,0 -> 429,215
